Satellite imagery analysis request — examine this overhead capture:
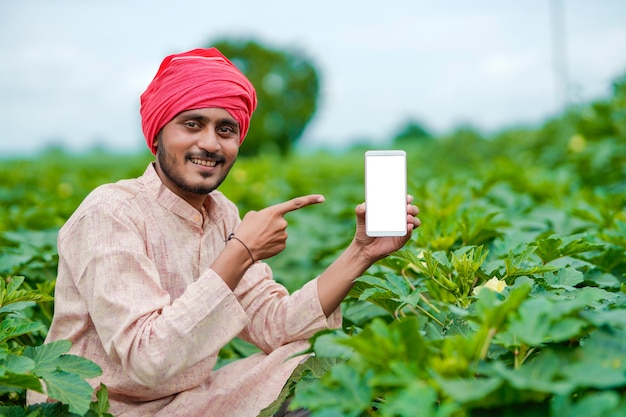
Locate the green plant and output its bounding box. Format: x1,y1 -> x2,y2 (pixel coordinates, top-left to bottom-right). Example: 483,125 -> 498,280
0,276 -> 111,416
274,229 -> 626,416
1,70 -> 625,417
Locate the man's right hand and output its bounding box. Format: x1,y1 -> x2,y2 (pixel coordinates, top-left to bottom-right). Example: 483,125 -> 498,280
235,194 -> 325,261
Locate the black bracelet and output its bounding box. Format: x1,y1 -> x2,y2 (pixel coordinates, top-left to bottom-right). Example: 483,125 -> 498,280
226,233 -> 256,264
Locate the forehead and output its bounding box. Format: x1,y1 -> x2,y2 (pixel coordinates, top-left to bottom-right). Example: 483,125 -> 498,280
175,107 -> 237,122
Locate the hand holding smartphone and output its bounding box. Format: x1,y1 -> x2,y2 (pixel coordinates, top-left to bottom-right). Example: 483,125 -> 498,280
365,150 -> 407,237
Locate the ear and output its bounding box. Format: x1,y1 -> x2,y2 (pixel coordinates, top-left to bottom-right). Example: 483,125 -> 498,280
152,135 -> 159,151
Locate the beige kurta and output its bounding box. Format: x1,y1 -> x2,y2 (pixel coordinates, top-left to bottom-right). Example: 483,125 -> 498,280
29,163 -> 341,416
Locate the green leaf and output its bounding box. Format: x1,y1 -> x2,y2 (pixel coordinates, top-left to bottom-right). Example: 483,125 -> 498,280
431,251 -> 452,271
259,355 -> 339,417
341,299 -> 389,327
459,210 -> 506,247
394,316 -> 430,363
550,391 -> 622,417
532,234 -> 604,264
581,309 -> 626,329
355,274 -> 420,315
507,298 -> 554,346
417,250 -> 452,277
504,245 -> 557,278
291,365 -> 373,416
339,317 -> 429,369
0,405 -> 28,417
0,301 -> 38,315
533,235 -> 563,264
24,399 -> 73,415
358,274 -> 413,299
0,318 -> 46,343
586,244 -> 626,274
487,351 -> 575,395
22,340 -> 102,415
561,360 -> 626,389
44,370 -> 95,416
312,331 -> 353,359
0,352 -> 40,394
470,282 -> 532,330
565,286 -> 623,310
436,376 -> 502,404
57,354 -> 102,379
559,329 -> 626,389
584,270 -> 621,289
559,236 -> 605,259
541,267 -> 584,290
85,384 -> 114,417
23,340 -> 72,376
390,249 -> 424,272
4,353 -> 35,374
381,381 -> 459,417
0,276 -> 54,309
549,318 -> 587,342
0,371 -> 42,393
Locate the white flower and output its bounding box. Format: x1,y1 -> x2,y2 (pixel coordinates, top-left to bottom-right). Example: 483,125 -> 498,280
473,277 -> 507,295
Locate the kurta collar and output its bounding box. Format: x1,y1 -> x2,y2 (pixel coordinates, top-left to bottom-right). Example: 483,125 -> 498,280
140,163 -> 224,228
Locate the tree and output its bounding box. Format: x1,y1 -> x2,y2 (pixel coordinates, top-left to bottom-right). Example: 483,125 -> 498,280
209,39 -> 320,156
392,119 -> 433,146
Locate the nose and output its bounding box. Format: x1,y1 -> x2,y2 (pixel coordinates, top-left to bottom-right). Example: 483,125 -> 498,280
197,129 -> 221,152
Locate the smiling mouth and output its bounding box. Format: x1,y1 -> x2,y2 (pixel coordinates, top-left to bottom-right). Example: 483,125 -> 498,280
189,158 -> 218,167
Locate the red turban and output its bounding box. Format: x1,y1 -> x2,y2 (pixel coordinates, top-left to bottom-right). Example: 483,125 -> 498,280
140,47 -> 257,155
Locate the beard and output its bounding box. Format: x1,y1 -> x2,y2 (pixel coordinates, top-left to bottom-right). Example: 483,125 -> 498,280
156,141 -> 235,196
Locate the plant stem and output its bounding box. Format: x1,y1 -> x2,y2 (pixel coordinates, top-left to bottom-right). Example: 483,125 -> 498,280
408,303 -> 445,327
420,293 -> 441,314
401,268 -> 416,291
479,327 -> 497,360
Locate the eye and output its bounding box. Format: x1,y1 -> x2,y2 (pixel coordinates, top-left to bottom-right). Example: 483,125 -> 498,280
217,125 -> 238,137
183,120 -> 201,129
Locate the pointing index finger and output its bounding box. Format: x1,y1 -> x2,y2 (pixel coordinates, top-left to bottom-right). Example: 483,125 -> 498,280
271,194 -> 325,215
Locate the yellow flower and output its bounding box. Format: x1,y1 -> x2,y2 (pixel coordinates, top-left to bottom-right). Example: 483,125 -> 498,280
57,182 -> 74,198
473,277 -> 507,295
568,134 -> 586,153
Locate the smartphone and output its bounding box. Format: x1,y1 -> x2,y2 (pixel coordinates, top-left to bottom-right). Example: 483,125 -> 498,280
365,150 -> 407,237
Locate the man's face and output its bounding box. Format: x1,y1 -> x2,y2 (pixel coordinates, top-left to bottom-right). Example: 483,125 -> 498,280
154,107 -> 240,205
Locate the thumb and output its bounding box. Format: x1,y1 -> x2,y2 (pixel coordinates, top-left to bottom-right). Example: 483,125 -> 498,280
355,203 -> 366,224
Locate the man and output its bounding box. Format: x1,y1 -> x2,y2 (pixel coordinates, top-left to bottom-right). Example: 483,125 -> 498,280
29,47 -> 421,416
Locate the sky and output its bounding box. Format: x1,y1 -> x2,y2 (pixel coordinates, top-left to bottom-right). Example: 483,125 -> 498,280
1,0 -> 626,156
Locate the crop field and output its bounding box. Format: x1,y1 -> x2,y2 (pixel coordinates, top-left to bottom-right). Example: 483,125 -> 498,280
1,76 -> 626,416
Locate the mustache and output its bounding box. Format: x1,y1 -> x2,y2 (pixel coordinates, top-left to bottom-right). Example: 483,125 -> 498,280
186,151 -> 226,163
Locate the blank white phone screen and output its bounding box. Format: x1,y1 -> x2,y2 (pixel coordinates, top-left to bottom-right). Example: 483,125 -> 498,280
365,150 -> 407,237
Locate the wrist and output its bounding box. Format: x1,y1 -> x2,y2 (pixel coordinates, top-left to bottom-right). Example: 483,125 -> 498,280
226,233 -> 255,265
212,235 -> 256,290
342,241 -> 376,275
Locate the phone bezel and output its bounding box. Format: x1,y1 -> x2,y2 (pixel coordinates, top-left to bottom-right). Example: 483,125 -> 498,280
364,150 -> 407,237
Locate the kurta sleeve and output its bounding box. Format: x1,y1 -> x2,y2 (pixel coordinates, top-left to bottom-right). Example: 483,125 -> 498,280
208,192 -> 342,352
63,204 -> 251,387
232,262 -> 342,353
